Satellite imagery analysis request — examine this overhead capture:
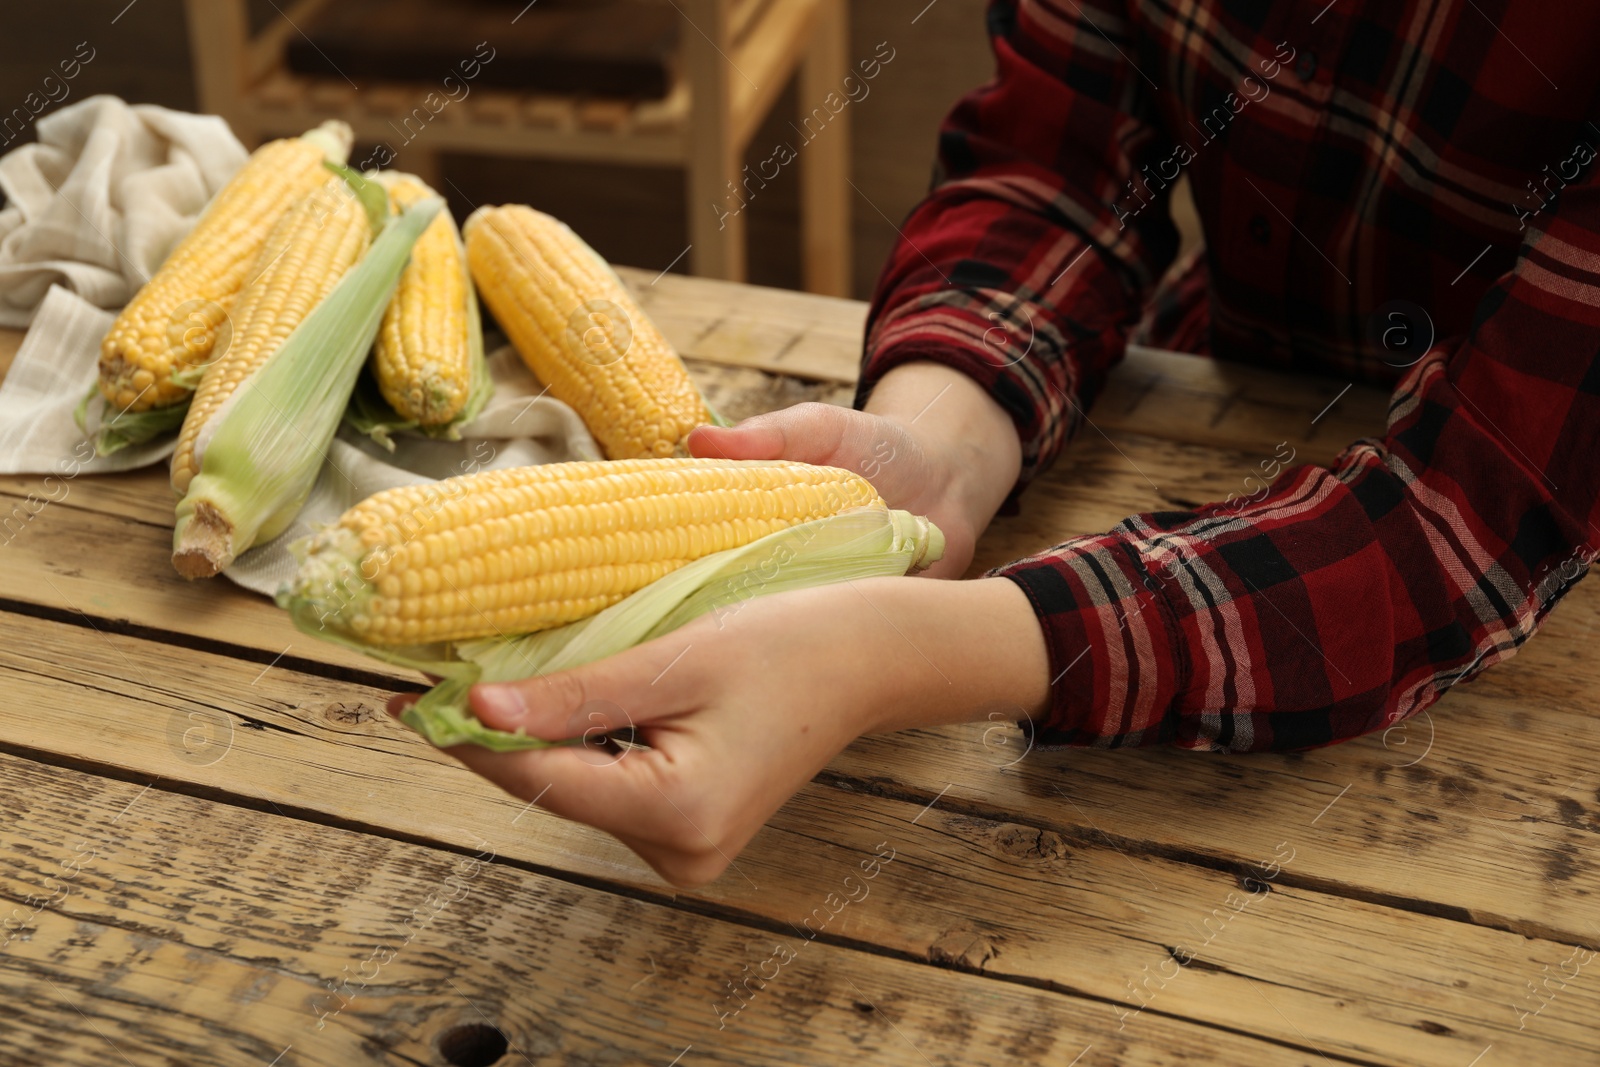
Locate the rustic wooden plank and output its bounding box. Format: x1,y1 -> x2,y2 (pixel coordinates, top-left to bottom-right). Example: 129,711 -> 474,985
1,756 -> 1315,1067
5,418 -> 1597,944
615,270 -> 1394,455
687,357 -> 856,422
2,464 -> 172,529
3,318 -> 1594,955
1096,346 -> 1391,457
1,614 -> 1596,1065
809,787 -> 1600,1067
620,265 -> 869,383
0,470 -> 410,685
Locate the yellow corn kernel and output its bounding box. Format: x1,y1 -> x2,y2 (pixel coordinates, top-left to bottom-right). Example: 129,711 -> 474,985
295,458 -> 882,644
98,122 -> 352,414
372,176 -> 473,425
463,204 -> 710,459
170,174 -> 371,495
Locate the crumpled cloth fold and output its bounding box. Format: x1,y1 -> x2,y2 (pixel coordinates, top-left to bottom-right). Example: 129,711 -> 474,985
0,94 -> 248,327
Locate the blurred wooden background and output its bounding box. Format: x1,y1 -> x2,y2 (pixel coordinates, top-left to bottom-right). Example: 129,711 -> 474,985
0,0 -> 1199,300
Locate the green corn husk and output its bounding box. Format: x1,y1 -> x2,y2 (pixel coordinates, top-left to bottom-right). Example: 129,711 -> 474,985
171,195 -> 443,579
342,171 -> 490,449
320,162 -> 391,239
278,505 -> 944,751
342,299 -> 489,449
74,391 -> 189,456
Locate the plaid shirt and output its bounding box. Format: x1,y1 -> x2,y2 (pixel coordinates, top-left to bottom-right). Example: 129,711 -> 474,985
857,0 -> 1600,752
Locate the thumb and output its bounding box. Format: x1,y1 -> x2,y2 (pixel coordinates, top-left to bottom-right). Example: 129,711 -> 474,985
687,403 -> 852,465
687,421 -> 785,461
468,632 -> 698,741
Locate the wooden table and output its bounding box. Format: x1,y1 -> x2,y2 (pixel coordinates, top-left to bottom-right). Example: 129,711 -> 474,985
2,271 -> 1597,1066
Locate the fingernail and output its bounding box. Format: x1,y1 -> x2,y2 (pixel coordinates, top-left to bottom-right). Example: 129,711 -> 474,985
473,683 -> 528,726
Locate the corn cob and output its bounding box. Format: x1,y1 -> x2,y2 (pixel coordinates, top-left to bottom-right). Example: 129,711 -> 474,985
463,205 -> 710,459
281,460 -> 945,751
285,458 -> 885,645
170,173 -> 372,495
369,174 -> 477,427
98,121 -> 353,415
171,195 -> 442,579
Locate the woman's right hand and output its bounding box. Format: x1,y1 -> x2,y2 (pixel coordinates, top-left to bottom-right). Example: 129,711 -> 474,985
686,362 -> 1023,579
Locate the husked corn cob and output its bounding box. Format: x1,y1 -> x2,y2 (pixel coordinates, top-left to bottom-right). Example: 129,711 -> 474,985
371,175 -> 474,426
98,122 -> 353,414
170,173 -> 372,495
463,205 -> 710,459
287,458 -> 882,645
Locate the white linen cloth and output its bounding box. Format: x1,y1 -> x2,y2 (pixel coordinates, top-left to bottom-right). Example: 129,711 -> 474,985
0,95 -> 248,327
0,98 -> 601,597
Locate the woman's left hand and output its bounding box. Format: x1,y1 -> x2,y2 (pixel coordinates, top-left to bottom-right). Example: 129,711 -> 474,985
387,575 -> 1050,888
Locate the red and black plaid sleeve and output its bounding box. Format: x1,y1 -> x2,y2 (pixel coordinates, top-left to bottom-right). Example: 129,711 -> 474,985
861,0 -> 1600,752
855,0 -> 1180,489
999,182 -> 1600,749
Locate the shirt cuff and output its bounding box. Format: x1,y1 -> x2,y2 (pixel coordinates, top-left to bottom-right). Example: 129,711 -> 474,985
857,300 -> 1068,492
991,536 -> 1189,749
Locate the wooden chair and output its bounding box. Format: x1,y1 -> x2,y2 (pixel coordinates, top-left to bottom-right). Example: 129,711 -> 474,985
182,0 -> 852,295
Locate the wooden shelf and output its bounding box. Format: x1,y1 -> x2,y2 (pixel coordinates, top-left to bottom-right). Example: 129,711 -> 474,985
247,67 -> 689,165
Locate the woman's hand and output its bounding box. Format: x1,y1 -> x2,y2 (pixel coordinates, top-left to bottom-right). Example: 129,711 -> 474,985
387,575 -> 1049,888
687,362 -> 1023,579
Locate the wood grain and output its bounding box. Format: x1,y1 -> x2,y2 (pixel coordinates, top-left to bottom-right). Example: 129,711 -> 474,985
0,237 -> 1593,1067
622,265 -> 870,384
0,754 -> 1318,1067
9,483 -> 1593,965
618,266 -> 1395,458
0,473 -> 414,686
1,613 -> 1596,1065
1,329 -> 1595,956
